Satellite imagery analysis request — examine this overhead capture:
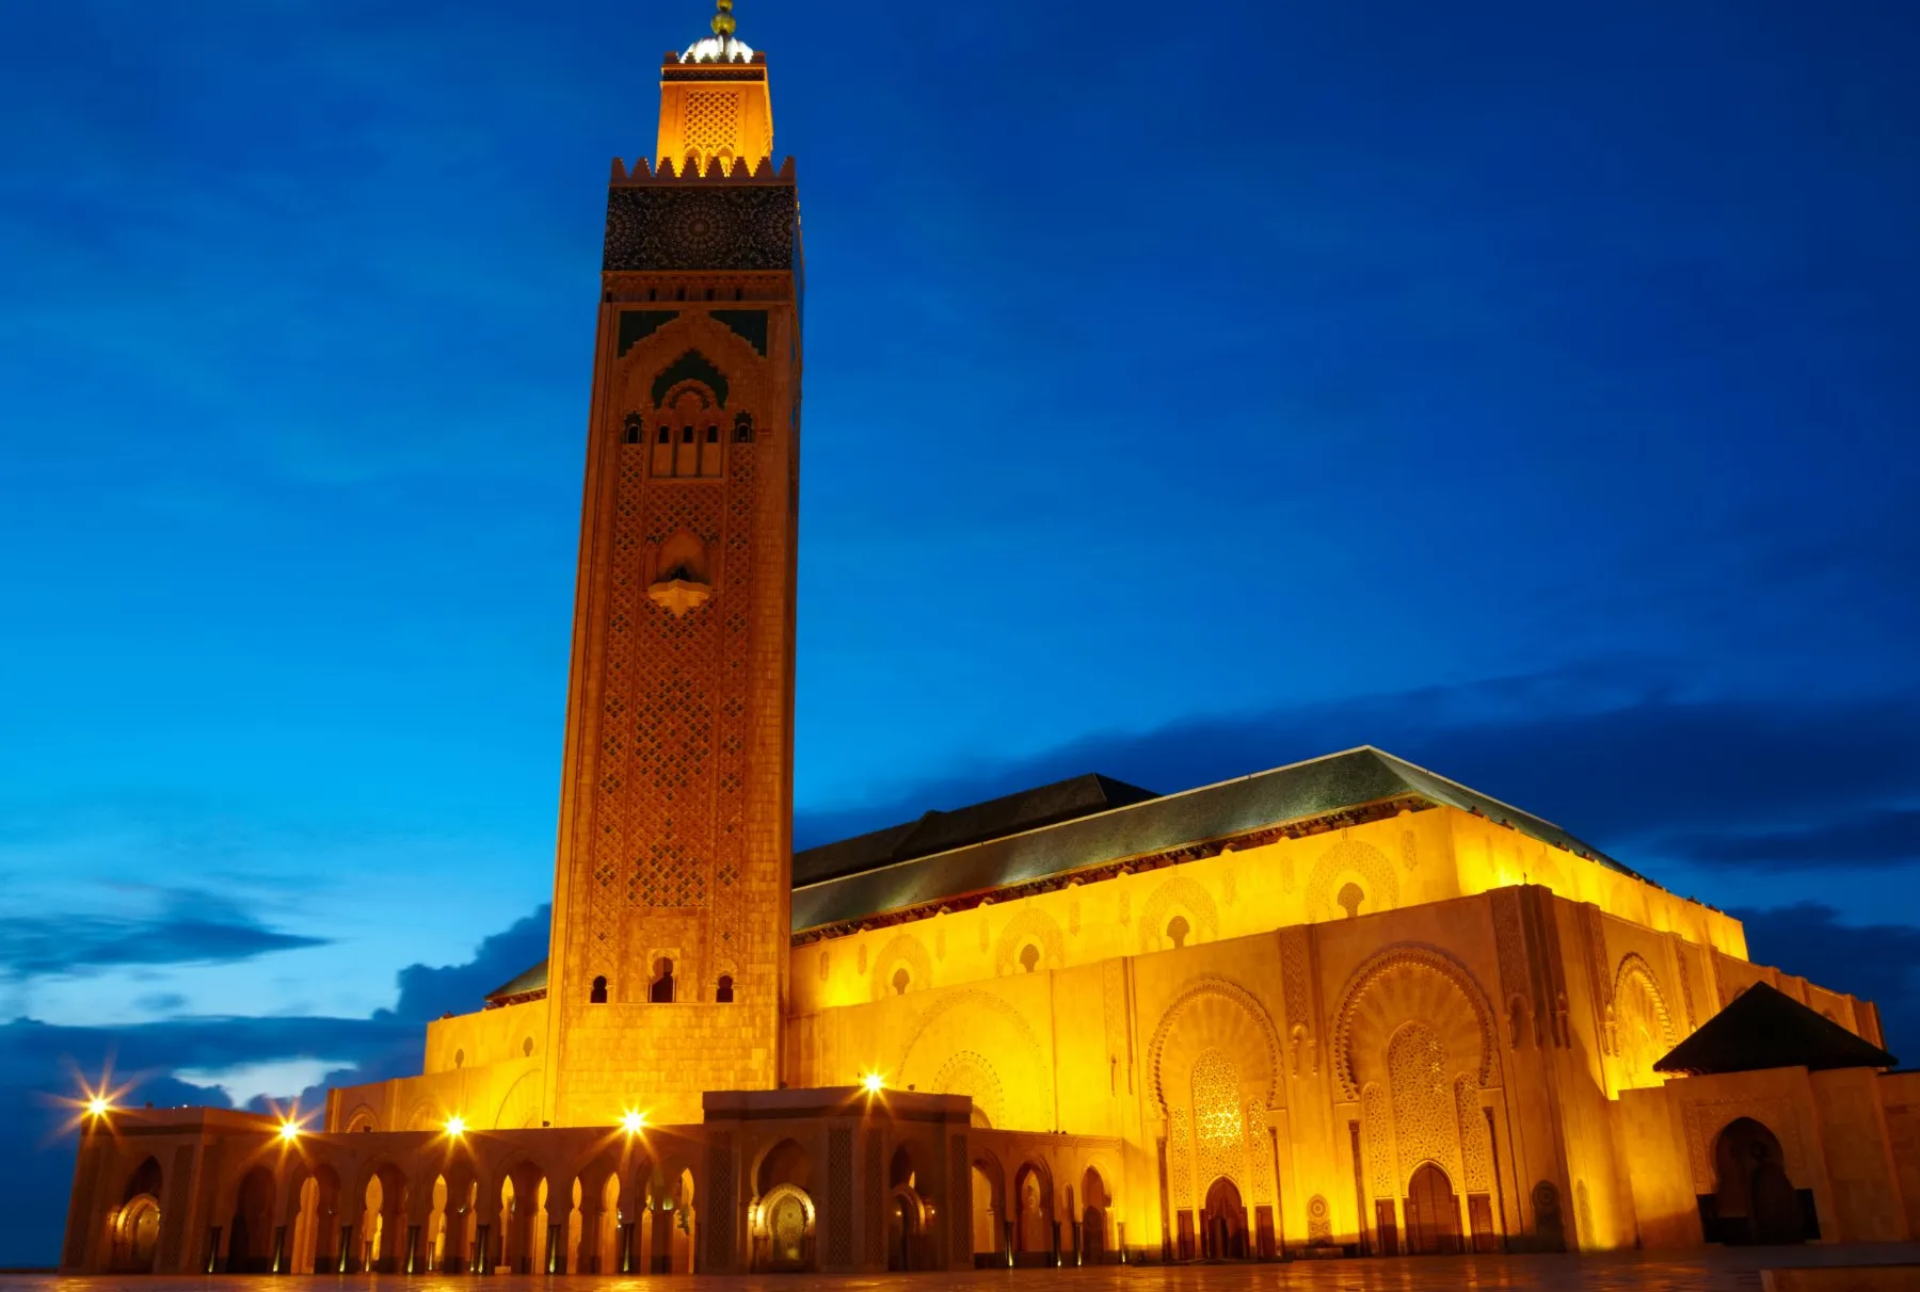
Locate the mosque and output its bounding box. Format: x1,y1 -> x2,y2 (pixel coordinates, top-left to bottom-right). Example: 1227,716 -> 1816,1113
60,3 -> 1920,1274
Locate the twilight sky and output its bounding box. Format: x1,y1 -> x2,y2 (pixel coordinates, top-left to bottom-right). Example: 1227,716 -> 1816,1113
2,0 -> 1918,1265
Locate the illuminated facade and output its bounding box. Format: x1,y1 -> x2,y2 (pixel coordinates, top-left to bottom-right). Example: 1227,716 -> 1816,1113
60,5 -> 1920,1275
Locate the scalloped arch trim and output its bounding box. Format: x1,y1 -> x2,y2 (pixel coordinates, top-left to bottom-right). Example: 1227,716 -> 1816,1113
1332,943 -> 1498,1101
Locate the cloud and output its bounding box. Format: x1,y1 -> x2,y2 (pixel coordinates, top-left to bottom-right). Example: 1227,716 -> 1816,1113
795,672 -> 1920,880
0,887 -> 327,981
0,906 -> 551,1264
384,905 -> 549,1023
1733,902 -> 1920,1065
131,992 -> 188,1014
1663,808 -> 1920,871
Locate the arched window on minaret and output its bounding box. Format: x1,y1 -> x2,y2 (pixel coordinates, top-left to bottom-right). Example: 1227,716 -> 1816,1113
715,975 -> 734,1003
590,975 -> 609,1004
650,958 -> 676,1004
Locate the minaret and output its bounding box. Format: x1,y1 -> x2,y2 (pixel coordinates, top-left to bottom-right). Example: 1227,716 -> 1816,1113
543,0 -> 800,1127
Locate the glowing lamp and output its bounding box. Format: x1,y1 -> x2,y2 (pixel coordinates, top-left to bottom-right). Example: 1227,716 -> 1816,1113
444,1115 -> 467,1138
621,1110 -> 647,1135
278,1121 -> 301,1143
87,1096 -> 111,1117
861,1073 -> 885,1094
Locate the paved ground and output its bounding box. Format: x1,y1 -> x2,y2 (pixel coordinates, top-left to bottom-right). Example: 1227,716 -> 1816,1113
7,1249 -> 1920,1292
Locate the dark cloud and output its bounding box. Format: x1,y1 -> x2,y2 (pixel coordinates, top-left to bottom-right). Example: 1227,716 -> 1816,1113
1663,808 -> 1920,871
795,675 -> 1920,879
0,888 -> 327,981
1732,902 -> 1920,1066
0,908 -> 551,1266
385,905 -> 549,1023
131,992 -> 188,1014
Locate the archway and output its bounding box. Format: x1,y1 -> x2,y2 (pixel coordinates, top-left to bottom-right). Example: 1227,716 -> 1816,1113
1013,1161 -> 1053,1264
1080,1167 -> 1110,1264
111,1157 -> 163,1272
758,1186 -> 814,1271
286,1163 -> 342,1274
1404,1163 -> 1461,1255
971,1158 -> 1006,1263
887,1144 -> 930,1271
497,1163 -> 547,1274
1201,1177 -> 1247,1260
356,1163 -> 409,1272
1712,1118 -> 1808,1245
226,1165 -> 274,1272
754,1138 -> 815,1271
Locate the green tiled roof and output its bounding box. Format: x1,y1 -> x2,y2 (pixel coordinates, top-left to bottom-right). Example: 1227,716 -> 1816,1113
790,745 -> 1640,932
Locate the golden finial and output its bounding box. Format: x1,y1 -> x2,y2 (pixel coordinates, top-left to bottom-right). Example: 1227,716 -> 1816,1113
711,0 -> 737,37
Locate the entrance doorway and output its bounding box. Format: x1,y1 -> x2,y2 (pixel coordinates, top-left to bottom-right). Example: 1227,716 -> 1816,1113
1404,1164 -> 1462,1254
1711,1118 -> 1811,1244
1200,1178 -> 1247,1260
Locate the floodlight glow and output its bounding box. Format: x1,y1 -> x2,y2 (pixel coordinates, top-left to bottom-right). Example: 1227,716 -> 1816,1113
278,1121 -> 301,1142
861,1072 -> 885,1094
87,1096 -> 110,1117
621,1110 -> 647,1134
445,1115 -> 467,1138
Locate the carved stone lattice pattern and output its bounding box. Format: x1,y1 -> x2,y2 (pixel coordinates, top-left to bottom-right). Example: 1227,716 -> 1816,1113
1247,1097 -> 1274,1205
593,451 -> 730,917
682,92 -> 739,153
1454,1077 -> 1491,1192
933,1051 -> 1005,1129
1362,1084 -> 1395,1199
604,185 -> 797,273
1615,953 -> 1678,1087
1490,888 -> 1531,1041
1673,939 -> 1698,1032
1583,906 -> 1613,1054
1389,1023 -> 1459,1189
704,1132 -> 735,1268
709,435 -> 756,962
1307,1195 -> 1332,1244
1191,1050 -> 1245,1199
1167,1106 -> 1194,1214
826,1127 -> 852,1266
1137,875 -> 1219,953
896,989 -> 1052,1130
1305,839 -> 1400,921
993,905 -> 1066,976
1401,828 -> 1419,871
1681,1096 -> 1803,1194
863,1131 -> 884,1265
948,1135 -> 971,1259
1279,927 -> 1313,1073
1147,976 -> 1284,1113
1333,944 -> 1497,1101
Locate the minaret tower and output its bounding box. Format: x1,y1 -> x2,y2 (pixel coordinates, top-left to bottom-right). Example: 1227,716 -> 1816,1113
543,0 -> 800,1127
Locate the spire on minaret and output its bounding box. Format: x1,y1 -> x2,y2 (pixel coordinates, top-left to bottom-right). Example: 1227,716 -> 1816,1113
659,0 -> 771,175
681,0 -> 754,63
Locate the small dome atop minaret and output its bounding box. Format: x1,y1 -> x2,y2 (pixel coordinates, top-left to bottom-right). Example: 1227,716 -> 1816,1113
681,0 -> 754,63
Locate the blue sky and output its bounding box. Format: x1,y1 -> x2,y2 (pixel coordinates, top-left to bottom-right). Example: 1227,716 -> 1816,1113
2,0 -> 1918,1264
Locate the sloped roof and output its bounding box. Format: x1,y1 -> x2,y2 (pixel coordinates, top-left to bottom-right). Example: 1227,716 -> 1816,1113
481,746 -> 1641,1005
1654,981 -> 1897,1076
793,772 -> 1159,888
484,959 -> 551,1005
790,745 -> 1640,932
